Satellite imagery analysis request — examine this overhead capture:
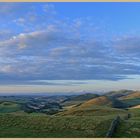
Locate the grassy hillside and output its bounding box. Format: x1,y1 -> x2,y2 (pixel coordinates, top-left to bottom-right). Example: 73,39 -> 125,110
76,96 -> 127,109
113,108 -> 140,138
57,104 -> 128,116
57,95 -> 128,116
80,96 -> 112,107
0,114 -> 115,138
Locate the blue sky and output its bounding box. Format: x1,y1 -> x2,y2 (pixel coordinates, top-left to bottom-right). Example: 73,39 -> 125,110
0,2 -> 140,94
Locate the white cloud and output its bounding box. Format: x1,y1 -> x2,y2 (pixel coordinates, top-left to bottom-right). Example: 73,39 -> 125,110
0,3 -> 140,83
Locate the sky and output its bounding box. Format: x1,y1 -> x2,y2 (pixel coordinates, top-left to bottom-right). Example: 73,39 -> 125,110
0,2 -> 140,94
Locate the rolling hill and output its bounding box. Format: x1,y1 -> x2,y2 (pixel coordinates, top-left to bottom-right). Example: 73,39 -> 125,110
79,96 -> 111,107
79,96 -> 127,109
119,91 -> 140,107
119,91 -> 140,100
57,96 -> 128,116
57,105 -> 128,116
105,90 -> 134,98
68,93 -> 99,101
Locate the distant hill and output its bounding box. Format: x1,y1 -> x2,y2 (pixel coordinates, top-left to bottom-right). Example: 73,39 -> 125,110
61,93 -> 99,107
68,93 -> 99,101
105,90 -> 134,98
119,91 -> 140,100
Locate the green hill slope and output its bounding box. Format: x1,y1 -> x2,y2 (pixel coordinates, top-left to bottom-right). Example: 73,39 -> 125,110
0,114 -> 115,138
113,108 -> 140,138
58,105 -> 128,116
